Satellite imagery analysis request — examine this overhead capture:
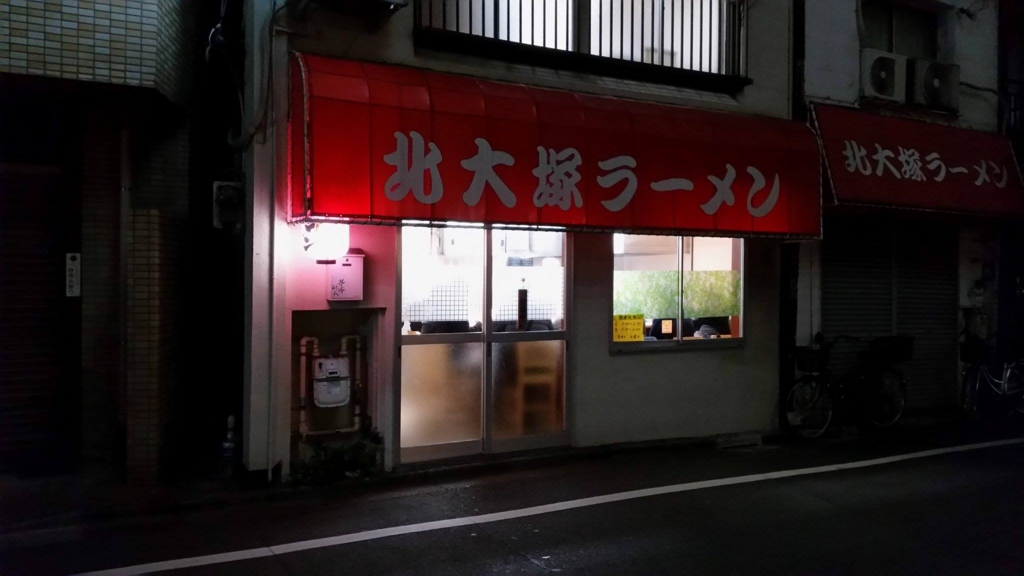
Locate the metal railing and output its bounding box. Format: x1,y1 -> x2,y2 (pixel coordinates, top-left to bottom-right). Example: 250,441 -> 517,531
415,0 -> 747,78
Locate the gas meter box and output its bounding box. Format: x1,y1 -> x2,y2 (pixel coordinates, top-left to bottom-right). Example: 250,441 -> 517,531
312,356 -> 351,408
327,254 -> 364,302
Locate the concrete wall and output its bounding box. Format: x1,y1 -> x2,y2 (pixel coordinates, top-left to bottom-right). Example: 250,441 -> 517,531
570,233 -> 780,445
804,0 -> 1000,131
287,0 -> 794,119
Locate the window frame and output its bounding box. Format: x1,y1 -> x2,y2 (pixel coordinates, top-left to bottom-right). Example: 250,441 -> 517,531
608,233 -> 746,354
412,0 -> 752,94
861,0 -> 939,61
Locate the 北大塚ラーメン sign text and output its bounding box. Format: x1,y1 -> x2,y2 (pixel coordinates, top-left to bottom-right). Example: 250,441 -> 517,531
291,54 -> 822,236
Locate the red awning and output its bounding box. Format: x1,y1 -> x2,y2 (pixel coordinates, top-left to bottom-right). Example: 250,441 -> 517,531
814,104 -> 1024,216
290,53 -> 821,236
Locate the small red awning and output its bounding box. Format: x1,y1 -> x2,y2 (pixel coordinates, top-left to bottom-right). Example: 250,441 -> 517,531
290,53 -> 822,236
814,104 -> 1024,216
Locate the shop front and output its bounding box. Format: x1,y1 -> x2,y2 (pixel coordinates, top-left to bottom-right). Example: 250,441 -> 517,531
811,105 -> 1024,411
281,53 -> 821,468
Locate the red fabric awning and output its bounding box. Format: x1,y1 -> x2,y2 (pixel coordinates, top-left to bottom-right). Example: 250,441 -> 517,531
290,53 -> 822,236
814,104 -> 1024,216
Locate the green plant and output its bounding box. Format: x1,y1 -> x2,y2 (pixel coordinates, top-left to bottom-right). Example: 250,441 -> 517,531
289,426 -> 384,487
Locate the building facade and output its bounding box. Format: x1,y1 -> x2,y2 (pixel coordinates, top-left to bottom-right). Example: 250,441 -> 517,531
242,0 -> 824,477
0,0 -> 225,484
795,0 -> 1024,413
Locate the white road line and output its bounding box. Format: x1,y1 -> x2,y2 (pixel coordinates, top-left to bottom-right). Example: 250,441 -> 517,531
75,437 -> 1024,576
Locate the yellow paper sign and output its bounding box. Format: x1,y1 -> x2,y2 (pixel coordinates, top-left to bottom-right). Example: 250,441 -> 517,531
613,314 -> 645,342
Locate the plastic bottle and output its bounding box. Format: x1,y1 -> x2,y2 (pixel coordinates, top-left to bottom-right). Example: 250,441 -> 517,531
221,415 -> 236,478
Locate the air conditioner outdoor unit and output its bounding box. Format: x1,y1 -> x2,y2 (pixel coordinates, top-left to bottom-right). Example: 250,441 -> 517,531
861,49 -> 908,103
908,58 -> 960,112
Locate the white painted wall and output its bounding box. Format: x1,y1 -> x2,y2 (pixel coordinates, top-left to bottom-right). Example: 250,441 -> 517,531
570,233 -> 779,445
805,0 -> 1000,131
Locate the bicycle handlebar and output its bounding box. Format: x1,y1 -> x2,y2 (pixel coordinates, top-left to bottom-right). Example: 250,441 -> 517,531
813,332 -> 861,348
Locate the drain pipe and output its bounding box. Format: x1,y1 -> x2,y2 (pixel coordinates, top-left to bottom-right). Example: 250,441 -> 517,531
341,335 -> 363,434
298,337 -> 319,439
118,125 -> 131,437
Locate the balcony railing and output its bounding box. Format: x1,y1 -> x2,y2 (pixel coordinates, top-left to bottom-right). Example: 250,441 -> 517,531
414,0 -> 749,91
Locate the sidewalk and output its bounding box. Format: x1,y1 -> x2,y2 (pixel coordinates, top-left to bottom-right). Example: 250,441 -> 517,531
2,417 -> 1020,547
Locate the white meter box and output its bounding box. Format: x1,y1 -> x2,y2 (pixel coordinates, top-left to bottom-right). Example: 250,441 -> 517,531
327,254 -> 364,301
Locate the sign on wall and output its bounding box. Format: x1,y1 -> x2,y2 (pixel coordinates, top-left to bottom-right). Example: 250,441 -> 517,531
814,104 -> 1024,215
290,54 -> 822,237
612,314 -> 645,342
65,253 -> 80,298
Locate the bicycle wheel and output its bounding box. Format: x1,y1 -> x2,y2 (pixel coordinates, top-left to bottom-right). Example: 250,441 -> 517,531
867,368 -> 906,428
1005,368 -> 1024,415
962,365 -> 981,420
785,377 -> 834,439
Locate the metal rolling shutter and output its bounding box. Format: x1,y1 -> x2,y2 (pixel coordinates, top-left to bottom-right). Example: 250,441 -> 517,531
895,224 -> 959,409
0,171 -> 76,471
821,216 -> 959,411
821,217 -> 895,382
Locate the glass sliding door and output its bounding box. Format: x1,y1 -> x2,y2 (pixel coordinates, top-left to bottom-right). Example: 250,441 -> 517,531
400,225 -> 486,462
399,226 -> 568,463
488,229 -> 568,452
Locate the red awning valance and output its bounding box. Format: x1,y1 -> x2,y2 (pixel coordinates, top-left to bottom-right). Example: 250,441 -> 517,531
814,104 -> 1024,216
290,53 -> 821,236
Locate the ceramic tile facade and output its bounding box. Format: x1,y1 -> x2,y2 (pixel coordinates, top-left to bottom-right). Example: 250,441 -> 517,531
0,0 -> 197,106
125,208 -> 183,484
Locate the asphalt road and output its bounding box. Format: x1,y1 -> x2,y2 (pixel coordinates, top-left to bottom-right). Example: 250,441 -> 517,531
4,429 -> 1024,575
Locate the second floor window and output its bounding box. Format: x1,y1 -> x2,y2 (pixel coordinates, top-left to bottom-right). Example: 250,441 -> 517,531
416,0 -> 746,77
862,0 -> 937,60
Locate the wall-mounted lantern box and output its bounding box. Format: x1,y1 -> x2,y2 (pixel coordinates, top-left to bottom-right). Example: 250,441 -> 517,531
327,253 -> 364,302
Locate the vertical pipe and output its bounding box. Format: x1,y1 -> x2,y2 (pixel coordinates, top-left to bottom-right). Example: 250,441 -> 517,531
118,124 -> 131,451
640,0 -> 645,61
599,0 -> 603,55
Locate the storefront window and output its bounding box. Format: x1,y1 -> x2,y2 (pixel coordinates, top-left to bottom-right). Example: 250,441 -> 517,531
491,230 -> 566,331
401,226 -> 485,335
613,233 -> 743,343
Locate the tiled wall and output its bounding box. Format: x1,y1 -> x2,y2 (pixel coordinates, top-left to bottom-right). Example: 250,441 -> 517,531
80,113 -> 121,464
125,209 -> 183,483
0,0 -> 198,107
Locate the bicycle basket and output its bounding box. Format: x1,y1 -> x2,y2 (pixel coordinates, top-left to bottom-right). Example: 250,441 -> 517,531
795,346 -> 828,373
867,335 -> 914,364
959,340 -> 989,364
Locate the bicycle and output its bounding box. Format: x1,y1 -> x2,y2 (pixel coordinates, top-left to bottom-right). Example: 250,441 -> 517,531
786,333 -> 912,439
959,336 -> 1024,419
